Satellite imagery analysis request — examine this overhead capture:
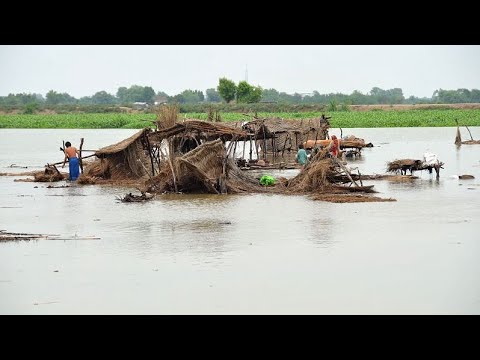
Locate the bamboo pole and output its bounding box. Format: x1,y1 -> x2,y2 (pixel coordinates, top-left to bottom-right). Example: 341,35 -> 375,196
249,135 -> 253,161
281,134 -> 288,157
79,138 -> 84,174
333,156 -> 359,187
465,125 -> 474,140
144,132 -> 155,177
271,134 -> 275,164
160,147 -> 178,193
262,124 -> 267,161
47,153 -> 97,167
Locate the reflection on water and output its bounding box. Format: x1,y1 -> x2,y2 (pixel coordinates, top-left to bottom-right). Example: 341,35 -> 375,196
1,128 -> 480,314
304,217 -> 335,248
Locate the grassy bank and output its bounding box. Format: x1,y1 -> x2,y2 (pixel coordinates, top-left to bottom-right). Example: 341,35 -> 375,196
0,109 -> 479,129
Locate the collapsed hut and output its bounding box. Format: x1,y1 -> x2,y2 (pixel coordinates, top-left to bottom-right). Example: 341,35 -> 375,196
31,105 -> 391,202
74,113 -> 373,196
142,137 -> 379,198
76,128 -> 153,184
240,115 -> 331,156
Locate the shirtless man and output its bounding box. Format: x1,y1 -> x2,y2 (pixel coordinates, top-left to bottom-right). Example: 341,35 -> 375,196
62,141 -> 80,181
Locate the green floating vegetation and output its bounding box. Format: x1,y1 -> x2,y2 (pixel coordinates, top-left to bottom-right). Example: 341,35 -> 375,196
0,113 -> 156,129
260,175 -> 276,186
0,109 -> 479,128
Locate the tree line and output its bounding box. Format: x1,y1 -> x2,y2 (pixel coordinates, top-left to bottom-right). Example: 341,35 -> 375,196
1,79 -> 480,107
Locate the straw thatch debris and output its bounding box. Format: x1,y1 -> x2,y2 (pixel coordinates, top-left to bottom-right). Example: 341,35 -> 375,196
461,140 -> 480,145
80,128 -> 152,182
285,148 -> 337,192
387,158 -> 444,176
311,194 -> 396,203
24,116 -> 397,202
387,159 -> 423,174
368,174 -> 418,181
0,230 -> 58,242
144,139 -> 282,194
0,170 -> 39,177
119,192 -> 154,202
34,166 -> 67,182
95,128 -> 150,156
148,119 -> 248,145
155,104 -> 179,130
235,116 -> 331,153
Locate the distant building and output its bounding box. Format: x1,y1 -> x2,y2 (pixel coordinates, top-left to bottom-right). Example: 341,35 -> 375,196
133,102 -> 149,109
154,95 -> 168,105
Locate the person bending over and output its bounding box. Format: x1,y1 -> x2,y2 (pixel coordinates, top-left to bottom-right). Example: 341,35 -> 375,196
62,141 -> 80,181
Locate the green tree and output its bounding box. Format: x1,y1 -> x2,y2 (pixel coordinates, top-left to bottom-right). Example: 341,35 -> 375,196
116,87 -> 128,103
206,88 -> 221,102
78,96 -> 93,105
23,102 -> 40,114
91,91 -> 117,104
170,90 -> 204,104
0,93 -> 45,106
217,78 -> 237,103
261,88 -> 280,102
45,90 -> 77,105
116,85 -> 155,104
236,81 -> 262,103
143,86 -> 155,104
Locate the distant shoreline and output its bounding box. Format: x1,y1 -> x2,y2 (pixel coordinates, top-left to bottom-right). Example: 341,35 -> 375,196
1,103 -> 480,116
1,108 -> 480,128
348,103 -> 480,111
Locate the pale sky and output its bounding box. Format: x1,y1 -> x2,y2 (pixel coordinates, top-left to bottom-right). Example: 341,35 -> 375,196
0,45 -> 479,99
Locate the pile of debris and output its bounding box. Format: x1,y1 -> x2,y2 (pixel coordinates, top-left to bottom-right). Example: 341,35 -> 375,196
33,165 -> 67,182
387,152 -> 444,178
15,107 -> 393,203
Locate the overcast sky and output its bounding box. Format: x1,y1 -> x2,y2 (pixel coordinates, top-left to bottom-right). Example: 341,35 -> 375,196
1,45 -> 479,99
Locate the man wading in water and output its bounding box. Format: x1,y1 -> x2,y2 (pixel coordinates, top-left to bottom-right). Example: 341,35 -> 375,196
62,141 -> 80,181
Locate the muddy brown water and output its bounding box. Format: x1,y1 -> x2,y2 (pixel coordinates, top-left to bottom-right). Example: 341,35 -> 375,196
1,128 -> 479,314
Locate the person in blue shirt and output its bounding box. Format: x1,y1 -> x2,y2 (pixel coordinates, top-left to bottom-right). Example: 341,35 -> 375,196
296,144 -> 308,168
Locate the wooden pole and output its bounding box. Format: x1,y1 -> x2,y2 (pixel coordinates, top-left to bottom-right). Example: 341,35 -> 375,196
160,147 -> 178,193
272,133 -> 276,164
47,164 -> 61,175
281,134 -> 288,157
253,124 -> 259,160
465,125 -> 474,140
47,153 -> 96,167
262,124 -> 267,161
145,132 -> 155,176
249,135 -> 253,161
233,137 -> 237,160
333,156 -> 359,187
79,138 -> 84,174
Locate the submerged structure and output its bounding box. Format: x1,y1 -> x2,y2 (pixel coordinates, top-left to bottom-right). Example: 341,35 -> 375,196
66,111 -> 381,200
1,107 -> 395,202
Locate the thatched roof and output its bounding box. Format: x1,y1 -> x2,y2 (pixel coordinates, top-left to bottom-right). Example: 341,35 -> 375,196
226,117 -> 330,136
148,119 -> 248,143
256,117 -> 328,133
95,128 -> 149,156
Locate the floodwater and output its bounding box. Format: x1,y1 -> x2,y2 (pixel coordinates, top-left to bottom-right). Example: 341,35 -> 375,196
1,127 -> 479,314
